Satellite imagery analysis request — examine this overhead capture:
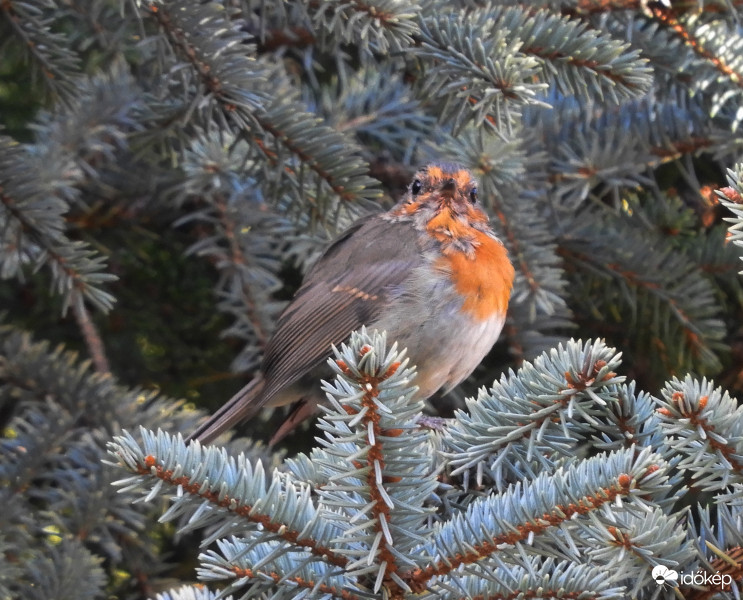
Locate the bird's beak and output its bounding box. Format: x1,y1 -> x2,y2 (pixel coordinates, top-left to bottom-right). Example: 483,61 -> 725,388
440,178 -> 457,199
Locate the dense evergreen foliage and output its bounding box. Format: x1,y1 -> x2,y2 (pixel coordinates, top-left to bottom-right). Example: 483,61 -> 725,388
2,0 -> 743,598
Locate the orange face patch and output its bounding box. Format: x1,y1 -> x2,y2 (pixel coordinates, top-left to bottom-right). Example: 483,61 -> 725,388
436,230 -> 514,321
424,201 -> 491,249
425,208 -> 474,245
424,165 -> 474,193
393,165 -> 484,221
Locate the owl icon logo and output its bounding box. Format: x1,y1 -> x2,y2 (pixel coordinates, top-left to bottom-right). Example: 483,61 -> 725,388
652,565 -> 679,587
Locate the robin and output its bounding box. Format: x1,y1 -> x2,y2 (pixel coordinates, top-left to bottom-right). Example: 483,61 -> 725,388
187,163 -> 515,445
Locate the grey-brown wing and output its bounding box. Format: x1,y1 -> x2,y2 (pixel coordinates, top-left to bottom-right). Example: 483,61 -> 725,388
260,215 -> 420,400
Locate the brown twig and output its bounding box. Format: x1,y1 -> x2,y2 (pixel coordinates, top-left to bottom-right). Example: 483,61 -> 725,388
72,295 -> 110,373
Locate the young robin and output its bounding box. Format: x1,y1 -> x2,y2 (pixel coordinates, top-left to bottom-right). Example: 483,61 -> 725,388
187,164 -> 515,445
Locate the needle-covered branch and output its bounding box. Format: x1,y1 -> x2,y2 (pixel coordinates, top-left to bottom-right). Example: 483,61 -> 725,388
443,339 -> 624,487
657,376 -> 743,491
719,164 -> 743,274
106,330 -> 742,599
6,1 -> 743,598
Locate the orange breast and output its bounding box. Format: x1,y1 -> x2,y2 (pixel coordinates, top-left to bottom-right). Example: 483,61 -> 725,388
436,230 -> 515,321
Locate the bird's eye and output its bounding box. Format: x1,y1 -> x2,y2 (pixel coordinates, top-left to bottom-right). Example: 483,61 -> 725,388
469,187 -> 478,203
411,179 -> 422,195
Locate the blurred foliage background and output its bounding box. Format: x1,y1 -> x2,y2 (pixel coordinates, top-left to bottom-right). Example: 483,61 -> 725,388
2,0 -> 743,597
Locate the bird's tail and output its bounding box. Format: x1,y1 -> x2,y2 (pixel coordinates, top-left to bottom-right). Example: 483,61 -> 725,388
186,376 -> 265,444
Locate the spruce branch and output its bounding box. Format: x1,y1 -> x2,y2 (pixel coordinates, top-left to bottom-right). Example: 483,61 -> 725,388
21,538 -> 107,600
536,96 -> 717,208
152,586 -> 231,600
584,508 -> 694,596
0,0 -> 82,102
410,446 -> 669,591
657,376 -> 743,491
0,324 -> 202,599
6,0 -> 743,597
605,12 -> 743,141
470,6 -> 653,105
532,91 -> 731,212
718,164 -> 743,274
660,10 -> 743,132
560,208 -> 727,377
176,131 -> 293,371
250,96 -> 381,222
316,65 -> 435,161
561,0 -> 657,17
0,136 -> 117,313
684,501 -> 743,600
0,65 -> 142,315
431,558 -> 625,600
29,62 -> 145,203
311,0 -> 420,56
443,339 -> 624,487
687,224 -> 743,303
146,0 -> 380,226
208,191 -> 277,358
412,5 -> 652,135
198,538 -> 355,600
315,330 -> 435,588
144,0 -> 269,121
648,5 -> 743,92
413,12 -> 548,134
428,458 -> 687,597
107,331 -> 716,599
112,427 -> 343,554
72,299 -> 110,373
0,530 -> 23,599
108,330 -> 431,597
255,24 -> 316,53
586,382 -> 665,453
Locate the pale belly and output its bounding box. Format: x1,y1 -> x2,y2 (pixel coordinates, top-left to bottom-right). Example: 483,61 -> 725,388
371,266 -> 507,399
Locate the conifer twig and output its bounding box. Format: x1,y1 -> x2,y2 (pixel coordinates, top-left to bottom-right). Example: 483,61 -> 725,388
72,294 -> 110,373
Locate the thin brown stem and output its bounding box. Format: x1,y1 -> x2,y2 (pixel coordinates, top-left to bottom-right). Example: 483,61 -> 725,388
73,295 -> 110,373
